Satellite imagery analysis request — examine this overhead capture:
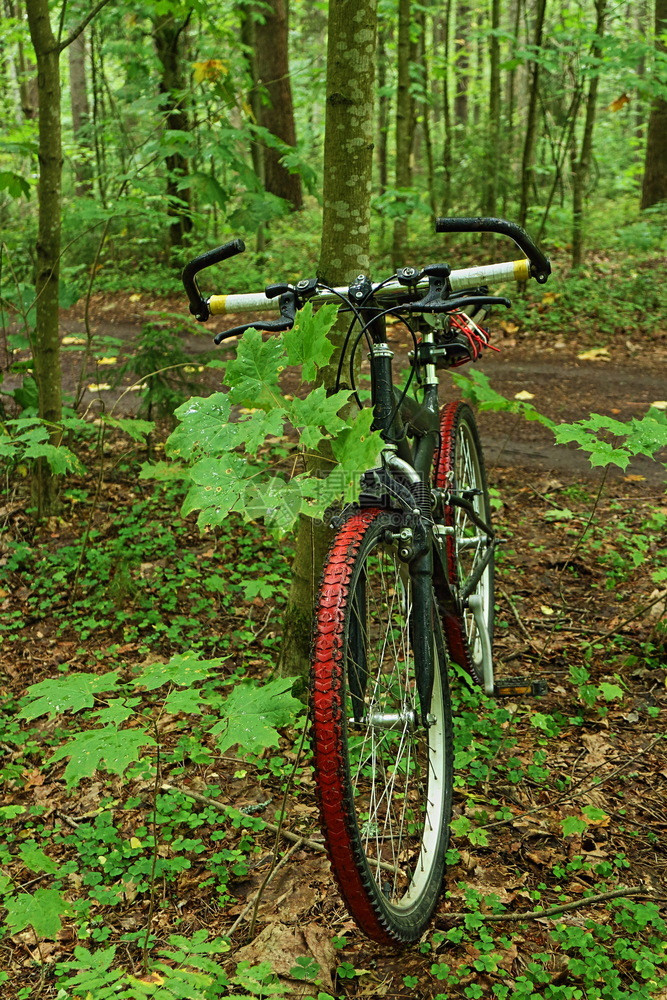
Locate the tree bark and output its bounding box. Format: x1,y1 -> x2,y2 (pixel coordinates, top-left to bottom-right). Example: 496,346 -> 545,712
518,0 -> 546,228
68,30 -> 93,196
571,0 -> 607,269
153,12 -> 193,250
440,0 -> 453,212
280,0 -> 377,679
416,7 -> 437,223
254,0 -> 303,211
640,0 -> 667,209
391,0 -> 412,268
482,0 -> 501,218
25,0 -> 63,517
454,1 -> 470,125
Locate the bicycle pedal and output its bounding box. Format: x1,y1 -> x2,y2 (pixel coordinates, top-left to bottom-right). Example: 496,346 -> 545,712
493,676 -> 548,698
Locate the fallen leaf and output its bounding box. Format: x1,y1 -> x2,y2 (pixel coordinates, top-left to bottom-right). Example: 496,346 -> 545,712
97,357 -> 118,365
129,293 -> 142,302
650,400 -> 667,410
514,390 -> 535,401
87,383 -> 112,392
623,474 -> 646,482
577,347 -> 610,361
540,605 -> 555,615
62,336 -> 86,346
235,923 -> 336,994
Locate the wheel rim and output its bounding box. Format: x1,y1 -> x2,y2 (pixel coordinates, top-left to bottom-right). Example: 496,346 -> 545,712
345,539 -> 446,909
453,420 -> 493,671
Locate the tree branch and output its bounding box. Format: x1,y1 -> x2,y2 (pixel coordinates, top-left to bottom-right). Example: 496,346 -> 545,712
441,885 -> 654,925
56,0 -> 113,54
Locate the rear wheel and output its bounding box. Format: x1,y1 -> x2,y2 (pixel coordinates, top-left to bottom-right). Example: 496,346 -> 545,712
311,508 -> 453,945
434,402 -> 495,683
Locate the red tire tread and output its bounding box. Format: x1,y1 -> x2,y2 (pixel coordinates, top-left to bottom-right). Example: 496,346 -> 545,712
433,402 -> 475,674
310,507 -> 397,946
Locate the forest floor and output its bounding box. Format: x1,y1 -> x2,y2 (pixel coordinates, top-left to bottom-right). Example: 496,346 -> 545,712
0,297 -> 666,998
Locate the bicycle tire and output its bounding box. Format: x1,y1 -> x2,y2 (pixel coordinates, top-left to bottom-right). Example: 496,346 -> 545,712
434,402 -> 495,683
311,507 -> 453,945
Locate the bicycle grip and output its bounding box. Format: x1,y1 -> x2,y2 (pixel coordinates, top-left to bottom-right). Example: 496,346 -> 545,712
182,239 -> 246,321
434,217 -> 551,283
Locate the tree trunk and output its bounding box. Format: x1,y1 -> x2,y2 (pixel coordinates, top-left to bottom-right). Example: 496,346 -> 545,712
254,0 -> 303,211
392,0 -> 412,268
25,0 -> 63,517
518,0 -> 546,228
640,0 -> 667,209
377,24 -> 389,197
153,12 -> 193,250
68,30 -> 93,196
417,8 -> 437,223
482,0 -> 501,218
441,0 -> 453,212
9,0 -> 39,120
280,0 -> 377,679
571,0 -> 607,269
454,1 -> 470,125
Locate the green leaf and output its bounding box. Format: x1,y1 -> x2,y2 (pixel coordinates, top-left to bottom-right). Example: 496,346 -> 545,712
164,687 -> 207,715
288,387 -> 350,451
49,726 -> 156,786
582,805 -> 609,824
93,698 -> 138,726
210,677 -> 302,755
181,454 -> 263,524
331,409 -> 384,493
561,816 -> 588,836
224,328 -> 287,409
18,841 -> 59,875
22,440 -> 82,475
4,888 -> 68,938
599,682 -> 624,701
168,394 -> 232,460
133,651 -> 226,691
20,671 -> 120,720
283,301 -> 338,381
102,416 -> 155,442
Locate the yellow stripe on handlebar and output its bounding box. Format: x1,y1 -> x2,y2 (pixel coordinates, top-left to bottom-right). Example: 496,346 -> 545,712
208,295 -> 228,315
512,258 -> 530,282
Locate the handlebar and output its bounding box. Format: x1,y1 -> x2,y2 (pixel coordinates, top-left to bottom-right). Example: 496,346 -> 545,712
182,238 -> 246,321
434,217 -> 551,283
182,217 -> 551,325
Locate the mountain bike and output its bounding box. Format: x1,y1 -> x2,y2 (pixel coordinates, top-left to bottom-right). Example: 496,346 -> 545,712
182,217 -> 552,945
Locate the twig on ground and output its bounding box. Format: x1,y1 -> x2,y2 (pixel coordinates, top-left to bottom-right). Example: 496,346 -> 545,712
159,781 -> 400,875
441,884 -> 652,925
499,586 -> 541,651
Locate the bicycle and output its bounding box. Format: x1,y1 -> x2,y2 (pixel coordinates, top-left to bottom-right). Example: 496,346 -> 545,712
182,217 -> 552,945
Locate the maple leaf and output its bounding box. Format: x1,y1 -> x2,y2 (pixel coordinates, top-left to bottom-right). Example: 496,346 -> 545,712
4,888 -> 69,938
49,725 -> 156,786
20,671 -> 120,720
210,678 -> 302,755
133,651 -> 227,691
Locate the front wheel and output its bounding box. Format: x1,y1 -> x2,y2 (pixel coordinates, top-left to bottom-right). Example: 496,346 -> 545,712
311,508 -> 453,945
434,402 -> 495,684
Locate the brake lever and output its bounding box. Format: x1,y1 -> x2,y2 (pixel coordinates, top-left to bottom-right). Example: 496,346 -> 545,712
213,290 -> 296,345
406,294 -> 511,314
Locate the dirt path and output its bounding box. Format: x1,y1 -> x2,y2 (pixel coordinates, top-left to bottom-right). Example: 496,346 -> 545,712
6,301 -> 666,484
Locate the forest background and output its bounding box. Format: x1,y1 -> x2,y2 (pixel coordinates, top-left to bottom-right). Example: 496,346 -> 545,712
0,0 -> 666,998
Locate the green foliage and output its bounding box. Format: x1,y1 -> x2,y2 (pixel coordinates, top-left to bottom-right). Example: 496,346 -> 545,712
4,888 -> 69,938
115,314 -> 208,421
455,371 -> 667,472
156,304 -> 384,533
209,677 -> 303,756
